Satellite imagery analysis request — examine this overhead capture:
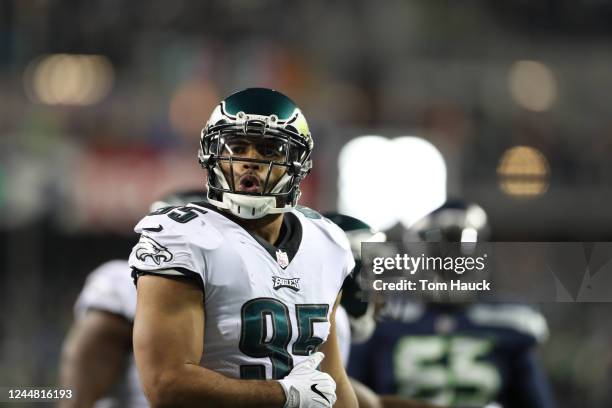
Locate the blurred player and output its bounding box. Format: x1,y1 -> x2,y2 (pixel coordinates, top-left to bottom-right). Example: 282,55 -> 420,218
59,191 -> 204,408
59,259 -> 142,408
129,88 -> 357,408
348,200 -> 555,408
325,212 -> 442,408
323,213 -> 386,362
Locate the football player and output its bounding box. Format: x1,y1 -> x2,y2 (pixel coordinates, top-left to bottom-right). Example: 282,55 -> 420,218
129,88 -> 357,408
322,212 -> 387,362
325,212 -> 442,408
59,259 -> 143,408
59,191 -> 204,408
348,200 -> 555,408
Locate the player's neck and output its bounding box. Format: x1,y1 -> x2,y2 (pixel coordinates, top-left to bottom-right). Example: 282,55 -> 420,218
239,213 -> 284,245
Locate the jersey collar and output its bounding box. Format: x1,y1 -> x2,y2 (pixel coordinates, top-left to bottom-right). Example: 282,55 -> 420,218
194,201 -> 303,269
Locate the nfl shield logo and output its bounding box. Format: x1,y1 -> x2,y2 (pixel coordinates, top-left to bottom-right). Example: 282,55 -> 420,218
276,249 -> 289,269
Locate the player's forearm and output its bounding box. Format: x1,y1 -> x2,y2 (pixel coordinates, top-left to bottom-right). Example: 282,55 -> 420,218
321,295 -> 358,408
143,363 -> 285,408
59,353 -> 121,407
57,363 -> 97,408
320,352 -> 357,408
350,377 -> 383,408
335,377 -> 359,408
59,315 -> 130,408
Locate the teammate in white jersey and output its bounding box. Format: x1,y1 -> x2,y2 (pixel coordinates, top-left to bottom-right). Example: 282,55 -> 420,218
129,88 -> 358,408
59,191 -> 204,408
60,259 -> 145,408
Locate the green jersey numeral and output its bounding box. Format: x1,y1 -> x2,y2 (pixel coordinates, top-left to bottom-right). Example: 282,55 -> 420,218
393,335 -> 501,406
239,298 -> 329,379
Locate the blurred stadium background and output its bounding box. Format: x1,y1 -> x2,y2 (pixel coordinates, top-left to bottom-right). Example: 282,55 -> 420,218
1,1 -> 611,407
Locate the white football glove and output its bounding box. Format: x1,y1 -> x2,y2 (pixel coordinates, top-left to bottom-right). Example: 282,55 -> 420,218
277,352 -> 336,408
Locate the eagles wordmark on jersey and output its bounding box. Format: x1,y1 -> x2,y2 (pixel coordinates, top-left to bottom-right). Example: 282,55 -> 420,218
129,202 -> 354,380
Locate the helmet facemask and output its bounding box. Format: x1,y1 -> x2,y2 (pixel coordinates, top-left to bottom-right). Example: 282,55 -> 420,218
198,89 -> 313,219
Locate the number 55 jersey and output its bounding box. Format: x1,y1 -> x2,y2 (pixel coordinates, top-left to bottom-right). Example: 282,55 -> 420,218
348,302 -> 555,408
129,202 -> 354,380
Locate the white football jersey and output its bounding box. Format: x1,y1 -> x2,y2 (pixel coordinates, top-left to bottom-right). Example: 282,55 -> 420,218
129,203 -> 354,380
74,260 -> 147,408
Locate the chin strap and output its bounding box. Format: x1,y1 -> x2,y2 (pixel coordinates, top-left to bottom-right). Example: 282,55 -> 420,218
209,164 -> 297,219
208,193 -> 293,219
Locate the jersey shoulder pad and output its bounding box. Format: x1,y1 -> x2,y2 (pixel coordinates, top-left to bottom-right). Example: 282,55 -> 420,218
75,259 -> 136,320
294,206 -> 351,252
468,303 -> 549,344
134,204 -> 224,250
130,204 -> 224,274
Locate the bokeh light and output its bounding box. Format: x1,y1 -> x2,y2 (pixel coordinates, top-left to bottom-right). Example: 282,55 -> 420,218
498,145 -> 550,198
508,60 -> 557,112
338,135 -> 446,230
23,54 -> 114,106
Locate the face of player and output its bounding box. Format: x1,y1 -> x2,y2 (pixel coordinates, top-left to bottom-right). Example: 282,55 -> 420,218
219,136 -> 289,194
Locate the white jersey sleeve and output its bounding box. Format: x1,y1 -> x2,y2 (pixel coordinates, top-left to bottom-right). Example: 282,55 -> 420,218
74,260 -> 136,321
128,204 -> 223,290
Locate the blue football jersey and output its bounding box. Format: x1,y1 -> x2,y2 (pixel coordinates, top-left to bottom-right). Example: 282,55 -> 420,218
348,302 -> 554,408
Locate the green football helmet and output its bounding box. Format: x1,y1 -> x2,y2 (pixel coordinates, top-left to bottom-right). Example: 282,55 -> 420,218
198,88 -> 313,219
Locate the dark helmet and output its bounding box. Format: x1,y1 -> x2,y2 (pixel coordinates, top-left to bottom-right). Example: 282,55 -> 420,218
409,199 -> 490,244
404,199 -> 490,302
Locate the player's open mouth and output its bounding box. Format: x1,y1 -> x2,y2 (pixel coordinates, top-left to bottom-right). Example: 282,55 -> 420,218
238,174 -> 261,193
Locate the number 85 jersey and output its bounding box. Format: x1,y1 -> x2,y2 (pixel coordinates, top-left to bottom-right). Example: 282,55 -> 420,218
129,203 -> 354,380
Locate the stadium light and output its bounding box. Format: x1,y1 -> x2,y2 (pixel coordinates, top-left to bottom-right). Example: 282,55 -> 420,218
508,60 -> 557,112
338,135 -> 446,230
23,54 -> 114,106
497,145 -> 549,198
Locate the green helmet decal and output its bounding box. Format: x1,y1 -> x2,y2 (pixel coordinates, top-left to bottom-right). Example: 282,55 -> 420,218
224,88 -> 298,119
